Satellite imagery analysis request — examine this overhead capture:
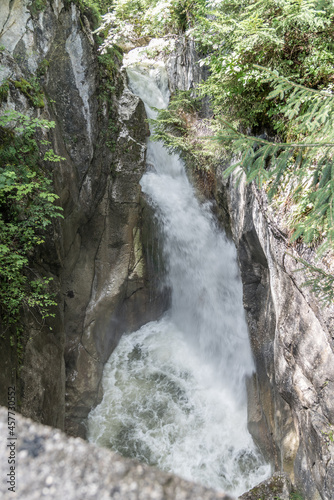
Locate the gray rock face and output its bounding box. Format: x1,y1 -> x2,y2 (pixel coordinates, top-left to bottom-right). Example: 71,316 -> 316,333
0,406 -> 233,500
0,0 -> 167,437
0,14 -> 67,430
239,472 -> 292,500
165,36 -> 202,93
216,171 -> 334,500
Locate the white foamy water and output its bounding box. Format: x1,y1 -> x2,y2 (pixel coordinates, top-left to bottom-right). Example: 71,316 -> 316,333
88,56 -> 270,496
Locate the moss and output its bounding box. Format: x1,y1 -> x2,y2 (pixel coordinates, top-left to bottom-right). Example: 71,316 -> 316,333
64,0 -> 110,29
290,493 -> 304,500
132,228 -> 144,279
28,0 -> 48,16
37,59 -> 50,77
0,80 -> 9,102
98,46 -> 124,96
13,78 -> 45,108
96,46 -> 123,156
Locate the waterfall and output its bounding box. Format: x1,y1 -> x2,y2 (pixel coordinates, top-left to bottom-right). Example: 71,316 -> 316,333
88,54 -> 270,496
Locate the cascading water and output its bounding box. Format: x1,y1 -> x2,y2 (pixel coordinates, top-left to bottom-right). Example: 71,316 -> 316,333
88,53 -> 270,496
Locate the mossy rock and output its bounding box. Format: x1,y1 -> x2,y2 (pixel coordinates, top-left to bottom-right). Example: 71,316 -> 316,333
28,0 -> 48,17
239,472 -> 292,500
13,78 -> 45,108
0,80 -> 10,102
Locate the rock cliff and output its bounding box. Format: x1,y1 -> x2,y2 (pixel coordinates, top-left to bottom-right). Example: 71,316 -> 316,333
0,406 -> 233,500
216,171 -> 334,500
0,0 -> 166,437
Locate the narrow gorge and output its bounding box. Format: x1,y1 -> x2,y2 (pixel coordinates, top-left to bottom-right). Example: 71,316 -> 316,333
87,57 -> 269,496
0,2 -> 334,500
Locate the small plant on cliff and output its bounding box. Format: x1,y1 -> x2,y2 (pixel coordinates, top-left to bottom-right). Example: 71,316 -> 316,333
150,90 -> 201,155
0,80 -> 10,102
28,0 -> 48,16
322,424 -> 334,444
65,0 -> 111,28
13,77 -> 45,108
150,90 -> 220,174
0,110 -> 64,336
290,492 -> 304,500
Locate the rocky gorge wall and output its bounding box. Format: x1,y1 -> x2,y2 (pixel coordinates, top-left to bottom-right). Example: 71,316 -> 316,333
215,171 -> 334,500
0,0 -> 166,437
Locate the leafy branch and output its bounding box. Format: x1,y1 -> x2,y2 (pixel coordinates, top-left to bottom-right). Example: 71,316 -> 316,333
289,253 -> 334,305
217,66 -> 334,252
0,110 -> 64,334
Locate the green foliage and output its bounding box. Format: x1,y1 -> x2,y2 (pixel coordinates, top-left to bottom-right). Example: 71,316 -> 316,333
193,0 -> 334,129
81,0 -> 110,14
150,90 -> 200,154
13,78 -> 45,108
66,0 -> 111,28
321,423 -> 334,450
31,0 -> 108,24
37,59 -> 50,77
28,0 -> 48,16
150,90 -> 219,175
0,110 -> 64,334
95,0 -> 207,51
98,0 -> 334,128
217,68 -> 334,253
290,493 -> 304,500
97,46 -> 123,82
77,0 -> 102,26
95,0 -> 334,124
0,80 -> 10,102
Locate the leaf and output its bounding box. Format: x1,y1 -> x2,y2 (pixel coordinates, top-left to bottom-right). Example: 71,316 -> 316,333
223,162 -> 240,177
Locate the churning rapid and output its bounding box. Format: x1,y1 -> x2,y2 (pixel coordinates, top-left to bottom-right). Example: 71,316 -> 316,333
88,53 -> 270,496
